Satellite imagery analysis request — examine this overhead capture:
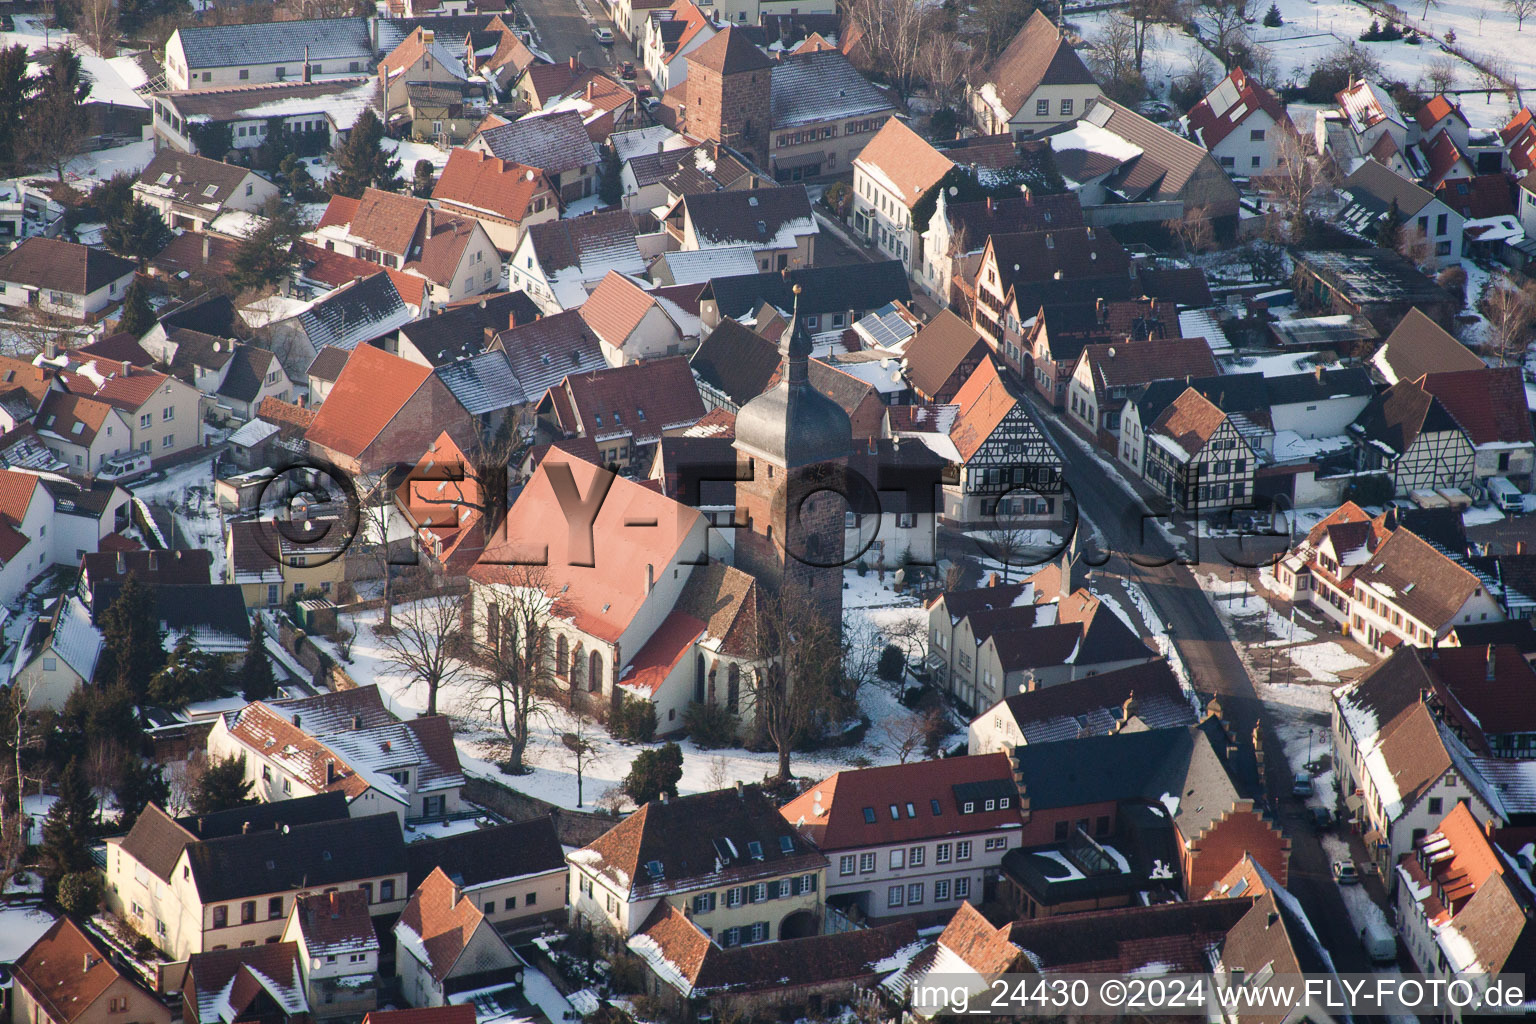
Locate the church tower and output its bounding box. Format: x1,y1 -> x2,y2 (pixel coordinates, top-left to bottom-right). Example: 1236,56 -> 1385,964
733,286 -> 852,625
683,26 -> 772,168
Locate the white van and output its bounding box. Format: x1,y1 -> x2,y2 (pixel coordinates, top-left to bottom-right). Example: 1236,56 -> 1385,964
1361,921 -> 1397,964
1487,476 -> 1523,514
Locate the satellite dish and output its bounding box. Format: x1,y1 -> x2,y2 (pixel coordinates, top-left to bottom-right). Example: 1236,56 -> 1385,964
1107,347 -> 1117,358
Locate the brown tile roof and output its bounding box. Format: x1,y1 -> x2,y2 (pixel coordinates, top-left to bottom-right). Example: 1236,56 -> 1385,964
1357,527 -> 1482,631
936,901 -> 1024,976
433,147 -> 551,223
0,354 -> 58,403
117,803 -> 197,881
780,754 -> 1018,849
853,118 -> 953,208
79,332 -> 154,368
350,187 -> 430,257
36,390 -> 116,448
1087,98 -> 1232,204
985,227 -> 1130,296
672,561 -> 758,658
1374,308 -> 1484,381
294,242 -> 430,309
1346,158 -> 1435,217
187,943 -> 305,1024
577,270 -> 662,348
149,231 -> 241,281
0,237 -> 135,295
365,1008 -> 476,1024
904,310 -> 988,400
397,867 -> 498,983
574,783 -> 826,898
996,660 -> 1195,743
1077,338 -> 1219,395
1349,375 -> 1466,456
257,396 -> 316,431
291,889 -> 379,958
14,918 -> 134,1024
685,25 -> 770,75
407,212 -> 483,286
1420,368 -> 1535,447
137,149 -> 254,209
1426,644 -> 1536,744
979,10 -> 1095,118
1149,386 -> 1228,457
1435,175 -> 1514,219
304,345 -> 434,460
948,358 -> 1018,462
1004,899 -> 1253,974
553,355 -> 705,445
1440,867 -> 1535,973
942,193 -> 1084,255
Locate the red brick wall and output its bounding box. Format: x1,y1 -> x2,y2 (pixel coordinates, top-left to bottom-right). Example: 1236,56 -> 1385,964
1016,800 -> 1121,847
683,62 -> 770,166
1183,806 -> 1290,896
733,455 -> 846,623
360,376 -> 476,475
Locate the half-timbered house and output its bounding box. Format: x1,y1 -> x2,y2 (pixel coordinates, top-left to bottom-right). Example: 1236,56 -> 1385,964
1142,388 -> 1259,514
909,359 -> 1064,528
1347,376 -> 1475,497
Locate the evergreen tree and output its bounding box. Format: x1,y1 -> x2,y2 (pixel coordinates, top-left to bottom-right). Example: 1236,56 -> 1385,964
113,756 -> 169,833
241,623 -> 276,701
147,634 -> 202,710
0,45 -> 36,171
1263,3 -> 1283,27
23,46 -> 91,180
597,144 -> 622,207
117,278 -> 154,337
40,758 -> 97,884
103,201 -> 172,267
190,753 -> 255,814
327,109 -> 402,199
97,573 -> 166,701
622,742 -> 683,805
89,172 -> 135,225
412,158 -> 435,198
229,198 -> 307,295
278,152 -> 316,201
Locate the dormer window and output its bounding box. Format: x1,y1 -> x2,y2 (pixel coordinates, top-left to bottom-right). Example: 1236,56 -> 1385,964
984,799 -> 996,811
646,859 -> 665,878
999,797 -> 1010,809
963,801 -> 974,813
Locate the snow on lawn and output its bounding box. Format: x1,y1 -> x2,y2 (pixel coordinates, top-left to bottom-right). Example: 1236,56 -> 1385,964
0,905 -> 57,960
1461,504 -> 1506,527
66,139 -> 156,186
128,455 -> 228,581
22,792 -> 55,846
1288,641 -> 1368,684
385,138 -> 451,174
332,582 -> 933,814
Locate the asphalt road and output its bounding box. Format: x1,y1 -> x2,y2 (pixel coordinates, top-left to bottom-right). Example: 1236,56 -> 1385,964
1016,388 -> 1374,974
517,0 -> 635,72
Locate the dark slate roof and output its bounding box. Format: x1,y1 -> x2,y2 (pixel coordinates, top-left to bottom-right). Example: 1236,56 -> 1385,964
996,661 -> 1196,744
680,186 -> 813,248
297,272 -> 409,351
216,346 -> 275,404
174,17 -> 373,69
768,49 -> 894,130
0,237 -> 135,295
476,110 -> 597,175
492,308 -> 607,399
399,292 -> 540,366
1349,378 -> 1465,455
1137,267 -> 1214,307
1388,505 -> 1467,555
377,13 -> 498,52
1134,372 -> 1268,426
180,792 -> 352,839
701,261 -> 911,321
187,812 -> 405,902
404,818 -> 563,891
93,582 -> 250,639
1264,366 -> 1376,405
690,318 -> 780,406
307,346 -> 351,383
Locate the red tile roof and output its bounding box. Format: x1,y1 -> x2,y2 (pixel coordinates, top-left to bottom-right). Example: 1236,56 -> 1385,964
350,188 -> 430,257
780,753 -> 1018,849
1420,367 -> 1535,447
948,358 -> 1017,462
936,901 -> 1024,975
471,449 -> 704,642
60,365 -> 176,413
397,868 -> 497,983
577,270 -> 661,347
304,346 -> 434,460
618,608 -> 705,693
1186,67 -> 1292,151
433,148 -> 552,223
13,918 -> 132,1024
1422,129 -> 1472,186
365,1009 -> 475,1024
317,194 -> 360,231
854,118 -> 954,208
295,242 -> 429,309
1398,802 -> 1506,927
1149,387 -> 1228,457
1435,175 -> 1515,219
0,466 -> 41,525
1415,94 -> 1467,133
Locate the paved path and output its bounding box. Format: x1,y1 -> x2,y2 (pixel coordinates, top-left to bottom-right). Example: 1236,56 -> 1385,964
517,0 -> 634,73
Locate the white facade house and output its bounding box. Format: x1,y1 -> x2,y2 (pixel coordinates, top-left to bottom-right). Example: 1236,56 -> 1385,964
163,18 -> 375,91
1183,68 -> 1294,177
850,119 -> 953,273
0,238 -> 135,322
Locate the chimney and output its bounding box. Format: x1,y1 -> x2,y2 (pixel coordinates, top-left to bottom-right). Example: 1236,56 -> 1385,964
660,791 -> 669,804
735,780 -> 745,798
1486,819 -> 1497,839
1315,364 -> 1324,382
242,821 -> 251,834
1267,911 -> 1279,927
657,139 -> 665,155
352,713 -> 363,729
293,714 -> 302,730
116,550 -> 125,574
424,207 -> 435,235
202,234 -> 211,263
326,760 -> 336,784
303,44 -> 312,84
569,55 -> 579,70
1486,644 -> 1496,681
985,196 -> 993,213
509,310 -> 520,330
586,81 -> 595,101
83,955 -> 96,973
484,326 -> 497,347
645,563 -> 654,592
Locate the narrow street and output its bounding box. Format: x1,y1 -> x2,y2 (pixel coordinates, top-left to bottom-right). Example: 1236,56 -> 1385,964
516,0 -> 634,72
1017,389 -> 1374,974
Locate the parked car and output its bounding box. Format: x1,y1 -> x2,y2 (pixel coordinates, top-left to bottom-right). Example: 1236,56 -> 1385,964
1291,772 -> 1313,797
593,26 -> 614,44
1332,860 -> 1359,885
620,60 -> 635,79
1361,921 -> 1397,964
1308,806 -> 1331,829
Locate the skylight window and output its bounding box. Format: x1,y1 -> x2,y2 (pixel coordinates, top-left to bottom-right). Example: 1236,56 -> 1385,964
203,184 -> 219,197
778,835 -> 794,854
157,173 -> 172,185
747,841 -> 763,860
862,807 -> 876,824
71,422 -> 84,434
930,799 -> 942,815
905,803 -> 916,818
646,859 -> 665,878
889,804 -> 900,820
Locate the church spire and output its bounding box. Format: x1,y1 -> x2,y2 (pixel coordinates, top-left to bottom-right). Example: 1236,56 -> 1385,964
784,283 -> 811,388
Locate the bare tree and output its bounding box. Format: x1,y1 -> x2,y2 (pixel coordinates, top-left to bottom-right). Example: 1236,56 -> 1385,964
562,713 -> 597,808
1477,60 -> 1511,103
883,614 -> 928,674
167,752 -> 207,817
75,0 -> 118,55
375,584 -> 468,717
918,36 -> 973,113
1480,273 -> 1536,366
1125,0 -> 1179,75
464,567 -> 562,774
1199,0 -> 1252,67
1167,205 -> 1216,255
877,715 -> 926,764
747,583 -> 851,782
1259,123 -> 1332,239
1397,224 -> 1434,271
1507,0 -> 1536,31
0,675 -> 45,881
1089,14 -> 1146,105
842,611 -> 885,690
1425,56 -> 1459,94
843,0 -> 932,98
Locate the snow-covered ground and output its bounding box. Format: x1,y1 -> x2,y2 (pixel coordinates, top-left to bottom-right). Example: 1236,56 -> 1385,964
318,571 -> 935,814
129,456 -> 229,581
0,905 -> 57,960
